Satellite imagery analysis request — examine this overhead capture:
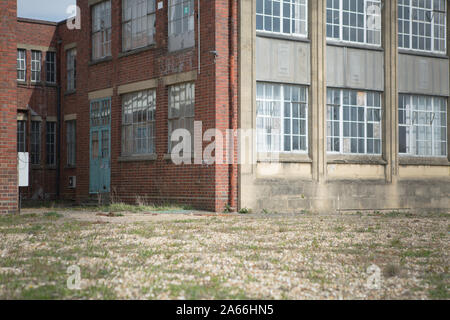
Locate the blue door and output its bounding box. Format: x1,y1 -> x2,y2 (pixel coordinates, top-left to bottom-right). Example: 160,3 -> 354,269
90,98 -> 111,194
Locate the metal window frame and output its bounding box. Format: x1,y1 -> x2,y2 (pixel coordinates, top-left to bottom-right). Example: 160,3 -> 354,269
17,49 -> 26,81
31,50 -> 42,83
168,0 -> 195,36
17,120 -> 26,153
31,121 -> 41,165
45,51 -> 56,84
46,121 -> 57,166
91,0 -> 112,60
256,82 -> 309,154
256,0 -> 309,38
67,48 -> 77,91
122,0 -> 157,51
326,0 -> 382,47
66,120 -> 76,166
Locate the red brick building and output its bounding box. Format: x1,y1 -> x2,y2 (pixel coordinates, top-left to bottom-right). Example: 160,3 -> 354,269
13,0 -> 239,212
3,0 -> 449,214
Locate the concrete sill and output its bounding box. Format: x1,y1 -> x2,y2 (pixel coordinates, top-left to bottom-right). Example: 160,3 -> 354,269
399,156 -> 449,166
256,32 -> 310,43
65,90 -> 76,96
64,165 -> 76,169
118,154 -> 158,162
258,153 -> 312,163
326,40 -> 384,52
17,81 -> 27,86
45,82 -> 57,87
118,44 -> 156,58
327,155 -> 387,165
31,165 -> 43,170
89,56 -> 113,66
398,49 -> 448,60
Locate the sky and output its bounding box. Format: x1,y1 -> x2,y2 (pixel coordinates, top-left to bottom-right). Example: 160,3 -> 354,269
18,0 -> 76,22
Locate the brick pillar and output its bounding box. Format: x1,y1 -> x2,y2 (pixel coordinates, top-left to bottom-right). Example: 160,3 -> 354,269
309,0 -> 327,182
0,0 -> 18,214
382,0 -> 399,182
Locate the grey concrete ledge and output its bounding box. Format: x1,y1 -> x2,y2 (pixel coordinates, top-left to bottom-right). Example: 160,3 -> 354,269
89,56 -> 113,66
258,153 -> 313,163
118,44 -> 157,59
326,40 -> 384,52
118,154 -> 158,162
256,32 -> 310,43
399,156 -> 450,166
64,90 -> 76,96
327,155 -> 387,165
398,49 -> 449,60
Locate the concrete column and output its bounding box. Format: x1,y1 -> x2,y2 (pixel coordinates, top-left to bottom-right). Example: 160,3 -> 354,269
382,0 -> 399,182
309,0 -> 327,182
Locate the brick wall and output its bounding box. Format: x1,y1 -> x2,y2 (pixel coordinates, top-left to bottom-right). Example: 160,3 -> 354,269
0,0 -> 18,214
16,19 -> 59,200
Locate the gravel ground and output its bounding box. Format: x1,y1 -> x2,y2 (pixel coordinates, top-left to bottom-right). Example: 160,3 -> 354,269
0,208 -> 448,300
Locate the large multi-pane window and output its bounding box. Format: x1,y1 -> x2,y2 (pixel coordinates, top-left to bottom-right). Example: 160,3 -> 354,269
256,83 -> 308,153
326,0 -> 382,45
46,51 -> 56,84
31,50 -> 42,83
46,122 -> 56,166
122,0 -> 156,51
256,0 -> 308,37
17,49 -> 26,81
122,89 -> 156,155
168,0 -> 195,51
168,82 -> 195,152
17,121 -> 26,153
327,89 -> 382,154
67,48 -> 76,91
31,121 -> 41,165
92,1 -> 112,60
398,0 -> 447,53
399,94 -> 447,157
66,120 -> 76,166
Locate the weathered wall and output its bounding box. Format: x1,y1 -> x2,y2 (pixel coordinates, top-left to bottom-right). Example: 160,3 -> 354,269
239,0 -> 450,214
0,0 -> 18,214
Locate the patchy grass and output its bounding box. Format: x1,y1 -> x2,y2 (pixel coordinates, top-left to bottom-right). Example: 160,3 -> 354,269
0,210 -> 448,300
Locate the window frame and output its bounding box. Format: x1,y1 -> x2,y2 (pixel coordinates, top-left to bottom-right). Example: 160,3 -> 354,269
122,0 -> 157,52
326,88 -> 383,155
326,0 -> 382,47
91,0 -> 112,61
45,51 -> 56,84
399,94 -> 448,157
168,0 -> 195,36
256,82 -> 309,154
66,120 -> 76,167
398,0 -> 447,54
46,121 -> 57,166
17,49 -> 26,82
17,120 -> 26,153
67,48 -> 77,92
31,121 -> 41,165
31,50 -> 42,83
256,0 -> 309,38
121,89 -> 157,156
168,82 -> 195,153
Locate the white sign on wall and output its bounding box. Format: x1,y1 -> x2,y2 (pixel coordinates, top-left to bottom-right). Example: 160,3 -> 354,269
18,152 -> 29,187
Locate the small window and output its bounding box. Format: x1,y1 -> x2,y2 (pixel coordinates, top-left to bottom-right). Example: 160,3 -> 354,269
17,49 -> 26,81
31,50 -> 42,83
122,0 -> 156,51
168,82 -> 195,152
46,52 -> 56,84
326,0 -> 382,46
168,0 -> 195,51
66,120 -> 76,166
67,48 -> 77,91
398,0 -> 447,54
17,120 -> 26,153
122,89 -> 156,155
399,94 -> 447,157
326,89 -> 382,155
92,1 -> 112,60
46,122 -> 56,166
31,121 -> 41,165
256,82 -> 308,153
256,0 -> 308,37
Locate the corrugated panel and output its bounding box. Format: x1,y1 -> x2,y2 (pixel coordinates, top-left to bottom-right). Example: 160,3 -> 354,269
398,54 -> 449,97
256,37 -> 310,85
326,45 -> 384,91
